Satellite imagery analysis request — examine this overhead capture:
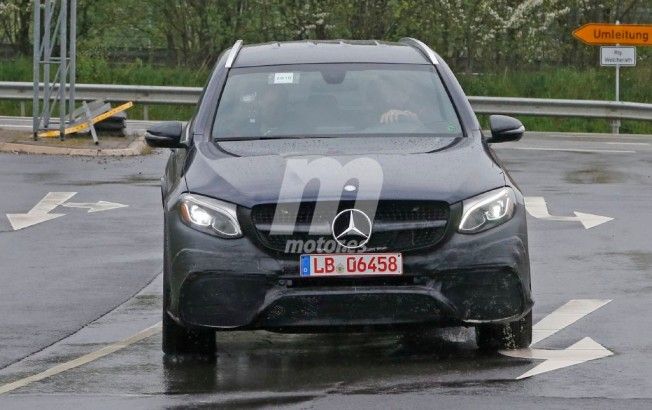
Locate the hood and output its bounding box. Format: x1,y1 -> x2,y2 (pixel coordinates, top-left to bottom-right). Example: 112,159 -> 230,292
184,136 -> 505,208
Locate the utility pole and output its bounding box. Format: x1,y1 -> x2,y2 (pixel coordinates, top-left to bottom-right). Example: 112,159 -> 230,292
32,0 -> 77,141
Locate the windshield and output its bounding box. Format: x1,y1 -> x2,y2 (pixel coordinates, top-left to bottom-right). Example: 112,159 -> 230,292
212,64 -> 462,140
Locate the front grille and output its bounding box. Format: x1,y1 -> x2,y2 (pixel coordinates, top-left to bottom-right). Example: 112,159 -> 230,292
259,293 -> 443,327
249,200 -> 449,253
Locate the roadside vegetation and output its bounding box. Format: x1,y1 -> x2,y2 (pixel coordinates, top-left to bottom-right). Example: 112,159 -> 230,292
464,67 -> 652,134
1,0 -> 650,133
3,58 -> 650,133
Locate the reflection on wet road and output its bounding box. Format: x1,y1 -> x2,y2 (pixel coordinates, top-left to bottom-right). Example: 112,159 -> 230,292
0,271 -> 528,406
162,329 -> 517,395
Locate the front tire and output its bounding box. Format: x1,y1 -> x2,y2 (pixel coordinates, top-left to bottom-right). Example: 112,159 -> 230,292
162,218 -> 216,356
475,311 -> 532,351
162,309 -> 216,355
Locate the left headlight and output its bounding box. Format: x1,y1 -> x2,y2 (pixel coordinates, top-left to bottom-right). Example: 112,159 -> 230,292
178,193 -> 242,238
458,187 -> 516,234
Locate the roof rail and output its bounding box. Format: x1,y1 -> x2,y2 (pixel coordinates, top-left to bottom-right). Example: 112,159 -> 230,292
225,39 -> 244,69
399,37 -> 438,65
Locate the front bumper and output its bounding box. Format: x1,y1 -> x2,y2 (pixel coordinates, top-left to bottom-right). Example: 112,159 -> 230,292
165,201 -> 532,330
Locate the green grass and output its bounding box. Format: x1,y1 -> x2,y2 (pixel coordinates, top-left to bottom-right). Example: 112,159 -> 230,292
0,57 -> 206,121
0,57 -> 209,86
458,67 -> 652,134
1,58 -> 651,133
458,67 -> 651,102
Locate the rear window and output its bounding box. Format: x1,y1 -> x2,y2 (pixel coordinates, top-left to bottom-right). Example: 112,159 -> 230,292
212,63 -> 462,140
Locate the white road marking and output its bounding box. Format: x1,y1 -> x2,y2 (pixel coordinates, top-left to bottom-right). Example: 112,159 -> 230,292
500,299 -> 613,379
498,146 -> 636,154
524,196 -> 613,229
6,192 -> 77,230
0,322 -> 161,395
531,299 -> 611,345
524,133 -> 649,141
6,192 -> 129,230
604,142 -> 649,146
62,201 -> 128,213
0,124 -> 32,129
502,337 -> 613,379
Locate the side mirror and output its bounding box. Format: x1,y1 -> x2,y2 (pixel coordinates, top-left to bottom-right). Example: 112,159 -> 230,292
145,121 -> 185,148
487,115 -> 525,143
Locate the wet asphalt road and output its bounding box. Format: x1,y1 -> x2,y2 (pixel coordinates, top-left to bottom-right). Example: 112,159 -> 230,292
0,132 -> 651,408
0,152 -> 164,369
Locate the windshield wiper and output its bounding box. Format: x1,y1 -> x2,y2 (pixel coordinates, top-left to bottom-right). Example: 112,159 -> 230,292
216,133 -> 462,142
216,134 -> 347,142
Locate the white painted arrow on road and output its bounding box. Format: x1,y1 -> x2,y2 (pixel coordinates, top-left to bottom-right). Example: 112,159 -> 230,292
502,337 -> 612,379
500,299 -> 613,379
6,192 -> 77,231
6,192 -> 128,231
524,197 -> 613,229
62,201 -> 128,213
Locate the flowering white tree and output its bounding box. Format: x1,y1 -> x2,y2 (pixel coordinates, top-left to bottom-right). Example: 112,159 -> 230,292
0,0 -> 648,70
0,0 -> 31,54
406,0 -> 646,71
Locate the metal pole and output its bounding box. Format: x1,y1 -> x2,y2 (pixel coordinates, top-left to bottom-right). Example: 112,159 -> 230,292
611,20 -> 621,135
32,0 -> 41,139
68,0 -> 76,122
611,63 -> 621,134
58,0 -> 67,140
615,64 -> 620,104
42,0 -> 51,128
82,101 -> 98,145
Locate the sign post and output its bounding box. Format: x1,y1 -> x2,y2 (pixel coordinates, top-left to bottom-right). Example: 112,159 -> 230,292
600,45 -> 636,133
573,22 -> 651,134
613,21 -> 622,134
614,21 -> 620,135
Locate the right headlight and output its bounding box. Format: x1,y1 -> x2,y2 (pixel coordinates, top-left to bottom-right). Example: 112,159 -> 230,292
178,193 -> 242,238
458,187 -> 516,234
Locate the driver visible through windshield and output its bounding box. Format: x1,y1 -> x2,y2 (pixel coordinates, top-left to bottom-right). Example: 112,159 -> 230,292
212,63 -> 462,140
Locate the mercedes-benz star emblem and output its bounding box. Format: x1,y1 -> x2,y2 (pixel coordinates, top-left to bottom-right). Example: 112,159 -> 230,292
331,209 -> 372,249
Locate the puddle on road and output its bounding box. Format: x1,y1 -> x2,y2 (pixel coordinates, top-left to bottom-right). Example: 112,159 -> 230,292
64,174 -> 160,187
20,171 -> 64,183
2,272 -> 529,399
603,251 -> 652,271
7,322 -> 529,399
124,294 -> 161,312
564,166 -> 625,184
156,328 -> 524,395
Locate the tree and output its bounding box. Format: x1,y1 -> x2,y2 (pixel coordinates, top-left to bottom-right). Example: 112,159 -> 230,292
2,0 -> 650,71
0,0 -> 32,54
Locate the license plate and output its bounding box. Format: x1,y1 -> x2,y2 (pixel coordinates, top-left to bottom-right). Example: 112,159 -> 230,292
300,253 -> 402,277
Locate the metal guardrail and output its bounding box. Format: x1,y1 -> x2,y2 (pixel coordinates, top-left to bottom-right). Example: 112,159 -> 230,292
0,82 -> 201,119
469,96 -> 652,121
1,81 -> 651,124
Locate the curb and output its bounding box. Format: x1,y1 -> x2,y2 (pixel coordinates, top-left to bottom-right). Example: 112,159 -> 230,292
524,131 -> 652,139
0,136 -> 148,156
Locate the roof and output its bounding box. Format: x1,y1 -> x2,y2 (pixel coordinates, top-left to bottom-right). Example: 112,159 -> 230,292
232,40 -> 431,67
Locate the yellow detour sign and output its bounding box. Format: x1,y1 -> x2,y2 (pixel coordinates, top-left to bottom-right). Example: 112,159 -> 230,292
38,101 -> 134,138
573,23 -> 652,46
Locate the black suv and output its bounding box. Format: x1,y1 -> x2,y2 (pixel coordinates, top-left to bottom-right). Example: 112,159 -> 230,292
146,39 -> 532,355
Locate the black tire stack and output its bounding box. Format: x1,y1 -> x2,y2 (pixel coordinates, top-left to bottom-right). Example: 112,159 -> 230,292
95,110 -> 127,136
